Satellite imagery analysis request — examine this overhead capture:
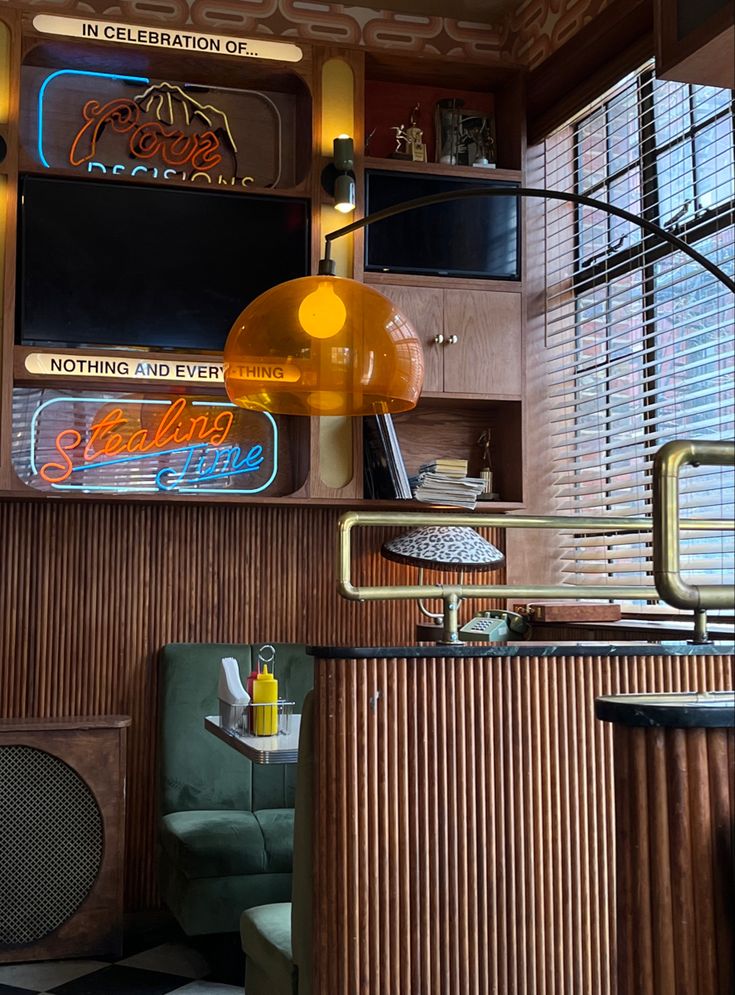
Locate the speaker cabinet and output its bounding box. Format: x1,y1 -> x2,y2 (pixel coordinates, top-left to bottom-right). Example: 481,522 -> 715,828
0,716 -> 130,963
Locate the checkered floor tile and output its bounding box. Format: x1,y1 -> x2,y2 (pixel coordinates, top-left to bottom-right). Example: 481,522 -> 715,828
0,922 -> 243,995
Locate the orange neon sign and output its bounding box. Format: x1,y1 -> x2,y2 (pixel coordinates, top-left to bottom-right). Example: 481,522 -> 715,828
69,82 -> 238,172
40,396 -> 233,484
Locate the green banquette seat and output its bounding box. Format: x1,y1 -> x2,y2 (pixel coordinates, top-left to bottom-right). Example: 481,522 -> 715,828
157,642 -> 313,935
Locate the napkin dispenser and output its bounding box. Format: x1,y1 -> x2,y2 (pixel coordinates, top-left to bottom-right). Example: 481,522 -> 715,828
218,657 -> 251,731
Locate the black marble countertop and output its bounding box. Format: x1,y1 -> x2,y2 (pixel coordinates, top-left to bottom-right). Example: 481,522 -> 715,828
595,691 -> 735,728
307,641 -> 735,660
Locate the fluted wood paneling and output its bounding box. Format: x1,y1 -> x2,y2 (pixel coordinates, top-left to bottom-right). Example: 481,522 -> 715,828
0,499 -> 504,910
613,723 -> 734,995
314,652 -> 735,995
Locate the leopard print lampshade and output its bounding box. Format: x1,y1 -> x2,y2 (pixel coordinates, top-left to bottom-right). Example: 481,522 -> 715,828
381,526 -> 504,571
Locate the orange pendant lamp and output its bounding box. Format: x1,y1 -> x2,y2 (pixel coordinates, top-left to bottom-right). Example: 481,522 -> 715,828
224,267 -> 425,417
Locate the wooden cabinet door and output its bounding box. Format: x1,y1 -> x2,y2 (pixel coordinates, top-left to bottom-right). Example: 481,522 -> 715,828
443,289 -> 522,396
379,284 -> 444,393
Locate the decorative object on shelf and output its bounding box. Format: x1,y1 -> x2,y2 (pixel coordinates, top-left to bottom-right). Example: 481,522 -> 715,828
223,186 -> 733,417
457,111 -> 496,168
332,134 -> 355,213
390,122 -> 411,160
435,97 -> 464,165
476,428 -> 499,499
405,103 -> 427,162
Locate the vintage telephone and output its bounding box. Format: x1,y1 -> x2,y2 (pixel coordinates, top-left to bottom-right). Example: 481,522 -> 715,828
458,609 -> 531,642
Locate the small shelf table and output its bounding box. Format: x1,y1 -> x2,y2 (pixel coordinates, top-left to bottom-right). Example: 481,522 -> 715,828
204,714 -> 301,765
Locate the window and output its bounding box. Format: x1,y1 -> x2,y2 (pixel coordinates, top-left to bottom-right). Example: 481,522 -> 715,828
540,65 -> 734,597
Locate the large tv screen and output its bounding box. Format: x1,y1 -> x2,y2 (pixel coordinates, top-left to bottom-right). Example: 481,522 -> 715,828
364,169 -> 520,281
17,176 -> 311,351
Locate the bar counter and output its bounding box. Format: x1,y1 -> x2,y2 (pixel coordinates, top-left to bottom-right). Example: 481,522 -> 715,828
306,642 -> 734,995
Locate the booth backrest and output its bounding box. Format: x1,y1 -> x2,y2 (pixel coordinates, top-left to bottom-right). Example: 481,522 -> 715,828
158,643 -> 313,816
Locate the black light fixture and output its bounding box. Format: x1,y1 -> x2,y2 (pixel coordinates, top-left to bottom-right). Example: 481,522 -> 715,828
332,134 -> 355,214
223,187 -> 735,416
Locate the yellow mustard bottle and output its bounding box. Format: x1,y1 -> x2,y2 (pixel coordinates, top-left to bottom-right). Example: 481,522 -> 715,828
253,665 -> 278,736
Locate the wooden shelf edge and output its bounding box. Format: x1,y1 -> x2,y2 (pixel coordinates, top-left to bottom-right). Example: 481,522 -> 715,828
0,489 -> 524,512
363,157 -> 523,183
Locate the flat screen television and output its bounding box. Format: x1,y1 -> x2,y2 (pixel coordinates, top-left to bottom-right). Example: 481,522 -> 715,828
364,169 -> 520,281
17,176 -> 311,351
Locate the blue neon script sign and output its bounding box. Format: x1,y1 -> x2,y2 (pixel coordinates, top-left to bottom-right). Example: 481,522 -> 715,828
17,394 -> 278,495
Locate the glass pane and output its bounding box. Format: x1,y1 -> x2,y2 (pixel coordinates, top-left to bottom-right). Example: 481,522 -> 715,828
695,117 -> 734,211
608,84 -> 638,174
656,140 -> 694,225
577,108 -> 606,192
575,287 -> 607,365
609,166 -> 642,248
653,78 -> 691,145
578,199 -> 608,266
692,85 -> 732,125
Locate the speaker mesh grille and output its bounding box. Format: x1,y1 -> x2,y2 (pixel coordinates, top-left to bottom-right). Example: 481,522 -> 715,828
0,745 -> 103,946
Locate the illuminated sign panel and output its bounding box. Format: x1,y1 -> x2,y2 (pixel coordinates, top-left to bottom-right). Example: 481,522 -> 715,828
12,390 -> 278,495
35,70 -> 284,186
32,16 -> 303,63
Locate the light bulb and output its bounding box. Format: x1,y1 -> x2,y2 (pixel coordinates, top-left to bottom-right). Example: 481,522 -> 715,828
334,173 -> 356,213
298,280 -> 347,339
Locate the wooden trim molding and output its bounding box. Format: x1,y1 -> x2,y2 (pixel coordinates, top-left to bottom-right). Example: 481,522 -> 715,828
526,0 -> 654,144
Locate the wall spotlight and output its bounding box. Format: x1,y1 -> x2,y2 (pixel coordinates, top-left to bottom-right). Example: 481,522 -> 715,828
333,134 -> 355,213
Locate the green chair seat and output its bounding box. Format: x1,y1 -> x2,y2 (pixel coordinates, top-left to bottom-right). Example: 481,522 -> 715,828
241,903 -> 295,995
161,810 -> 292,878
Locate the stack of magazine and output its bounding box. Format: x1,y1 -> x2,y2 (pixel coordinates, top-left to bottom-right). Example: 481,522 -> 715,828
363,413 -> 412,499
411,473 -> 486,509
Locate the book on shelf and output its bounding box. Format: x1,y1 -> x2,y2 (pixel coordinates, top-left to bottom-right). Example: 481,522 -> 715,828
409,471 -> 486,509
363,413 -> 412,500
418,457 -> 469,477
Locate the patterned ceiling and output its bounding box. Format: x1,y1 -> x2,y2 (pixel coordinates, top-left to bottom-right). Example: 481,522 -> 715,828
343,0 -> 519,20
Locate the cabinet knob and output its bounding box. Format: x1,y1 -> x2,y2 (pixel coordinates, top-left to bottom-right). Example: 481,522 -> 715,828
445,334 -> 459,345
433,334 -> 444,345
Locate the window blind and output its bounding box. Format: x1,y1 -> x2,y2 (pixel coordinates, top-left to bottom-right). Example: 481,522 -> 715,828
538,65 -> 734,597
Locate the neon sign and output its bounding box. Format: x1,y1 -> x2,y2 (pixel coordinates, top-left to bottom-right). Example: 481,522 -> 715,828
69,83 -> 237,172
13,392 -> 279,495
37,71 -> 282,186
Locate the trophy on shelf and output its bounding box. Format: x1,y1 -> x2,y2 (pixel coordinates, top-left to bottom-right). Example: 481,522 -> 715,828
435,97 -> 464,165
477,429 -> 499,500
391,103 -> 427,162
459,114 -> 497,168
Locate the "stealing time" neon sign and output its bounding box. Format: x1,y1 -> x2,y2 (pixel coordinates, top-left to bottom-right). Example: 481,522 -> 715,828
14,394 -> 278,495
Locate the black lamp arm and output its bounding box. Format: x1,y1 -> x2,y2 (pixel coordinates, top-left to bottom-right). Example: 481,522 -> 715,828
318,185 -> 735,294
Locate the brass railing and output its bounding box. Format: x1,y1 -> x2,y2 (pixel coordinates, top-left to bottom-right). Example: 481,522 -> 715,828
337,439 -> 735,643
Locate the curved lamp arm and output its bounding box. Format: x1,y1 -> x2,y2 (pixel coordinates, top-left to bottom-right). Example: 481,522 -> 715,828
318,185 -> 735,295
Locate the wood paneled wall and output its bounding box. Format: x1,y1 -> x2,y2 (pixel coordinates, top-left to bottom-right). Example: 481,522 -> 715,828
613,723 -> 734,995
0,498 -> 504,910
313,651 -> 734,995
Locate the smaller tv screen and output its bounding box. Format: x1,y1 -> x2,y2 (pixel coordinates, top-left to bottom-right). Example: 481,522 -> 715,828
364,170 -> 520,281
17,176 -> 311,351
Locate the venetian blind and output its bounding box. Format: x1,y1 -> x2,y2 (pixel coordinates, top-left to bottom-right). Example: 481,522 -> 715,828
539,64 -> 734,596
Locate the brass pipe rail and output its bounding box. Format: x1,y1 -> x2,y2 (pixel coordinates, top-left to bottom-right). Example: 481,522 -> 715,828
337,441 -> 734,643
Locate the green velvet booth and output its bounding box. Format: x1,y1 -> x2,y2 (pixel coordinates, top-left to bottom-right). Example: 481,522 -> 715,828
158,643 -> 313,936
240,690 -> 314,995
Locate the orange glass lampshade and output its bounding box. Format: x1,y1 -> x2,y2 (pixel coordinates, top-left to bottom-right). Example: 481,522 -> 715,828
224,275 -> 424,416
